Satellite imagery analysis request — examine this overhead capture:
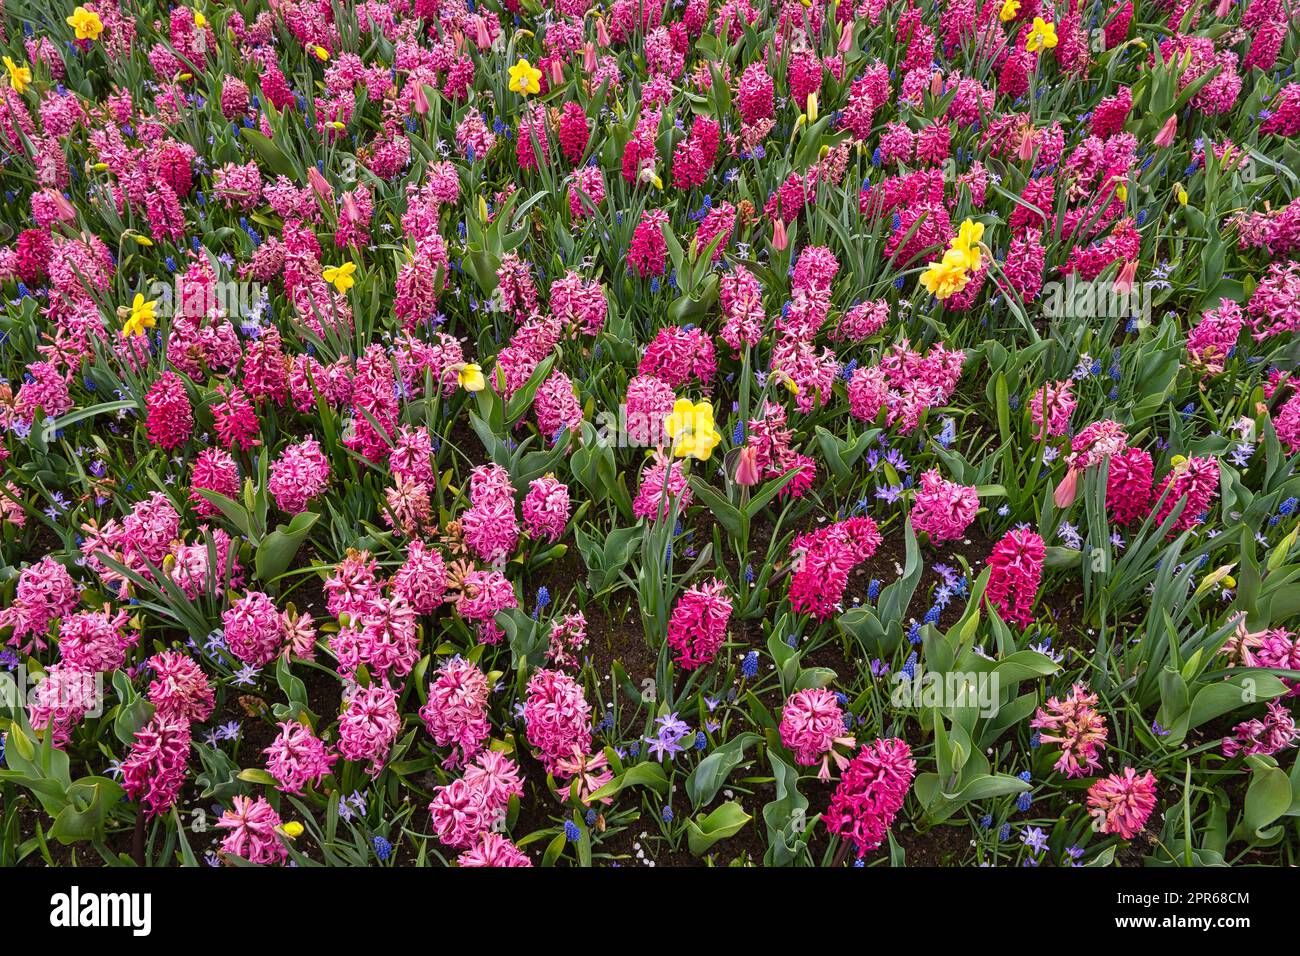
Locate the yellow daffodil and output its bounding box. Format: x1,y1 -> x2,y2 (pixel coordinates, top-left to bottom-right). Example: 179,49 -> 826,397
4,57 -> 31,93
66,6 -> 104,40
806,92 -> 818,123
919,248 -> 972,301
507,58 -> 542,97
314,45 -> 329,61
999,0 -> 1020,21
121,294 -> 158,337
664,398 -> 722,461
1025,17 -> 1057,53
1115,183 -> 1128,202
322,261 -> 356,293
1175,184 -> 1188,205
193,10 -> 206,28
950,218 -> 984,271
457,363 -> 486,392
281,821 -> 305,839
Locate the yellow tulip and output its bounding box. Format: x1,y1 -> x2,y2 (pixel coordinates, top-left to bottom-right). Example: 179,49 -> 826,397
322,262 -> 356,293
507,58 -> 542,97
4,57 -> 31,93
314,46 -> 330,61
66,6 -> 104,40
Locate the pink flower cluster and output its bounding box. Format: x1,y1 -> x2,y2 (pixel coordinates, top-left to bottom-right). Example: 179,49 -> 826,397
461,464 -> 519,563
1222,701 -> 1298,758
419,656 -> 491,767
337,681 -> 401,775
263,720 -> 337,794
223,590 -> 285,666
823,738 -> 916,858
666,579 -> 733,670
268,436 -> 330,514
1086,768 -> 1157,839
429,750 -> 524,849
1030,683 -> 1109,778
522,475 -> 571,542
910,469 -> 979,542
523,668 -> 591,772
0,555 -> 78,652
122,714 -> 192,819
454,569 -> 518,645
216,795 -> 288,865
789,517 -> 882,619
780,688 -> 855,780
984,527 -> 1044,628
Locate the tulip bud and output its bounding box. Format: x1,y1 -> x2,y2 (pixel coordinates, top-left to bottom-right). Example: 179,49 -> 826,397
772,218 -> 788,250
1053,467 -> 1080,508
1154,114 -> 1177,148
735,447 -> 761,486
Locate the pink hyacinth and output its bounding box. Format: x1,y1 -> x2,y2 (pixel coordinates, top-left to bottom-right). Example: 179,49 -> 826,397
639,325 -> 716,388
780,688 -> 855,780
627,209 -> 670,278
189,448 -> 240,518
910,469 -> 979,543
458,832 -> 533,867
222,591 -> 284,666
0,555 -> 78,652
217,795 -> 288,865
263,720 -> 337,794
1222,701 -> 1298,758
325,550 -> 383,619
27,663 -> 99,748
1153,456 -> 1219,533
634,451 -> 694,521
789,517 -> 882,619
268,436 -> 330,514
1030,683 -> 1109,778
58,607 -> 137,673
984,526 -> 1044,628
1086,768 -> 1157,839
391,539 -> 447,615
625,375 -> 676,446
337,681 -> 401,774
145,371 -> 193,450
534,369 -> 583,440
455,569 -> 518,644
1187,298 -> 1244,373
463,750 -> 525,809
419,656 -> 491,767
666,579 -> 733,670
429,778 -> 492,849
823,738 -> 916,858
523,475 -> 571,542
121,714 -> 191,818
1029,379 -> 1076,440
523,668 -> 592,772
146,650 -> 214,723
1105,446 -> 1154,526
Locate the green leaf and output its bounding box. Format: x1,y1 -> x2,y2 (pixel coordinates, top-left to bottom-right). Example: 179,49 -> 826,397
686,801 -> 752,856
686,733 -> 759,809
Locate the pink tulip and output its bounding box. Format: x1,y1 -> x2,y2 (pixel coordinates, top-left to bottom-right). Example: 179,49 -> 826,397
1154,115 -> 1177,148
1054,467 -> 1080,508
772,219 -> 788,251
735,447 -> 760,486
1113,259 -> 1138,294
413,82 -> 430,116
